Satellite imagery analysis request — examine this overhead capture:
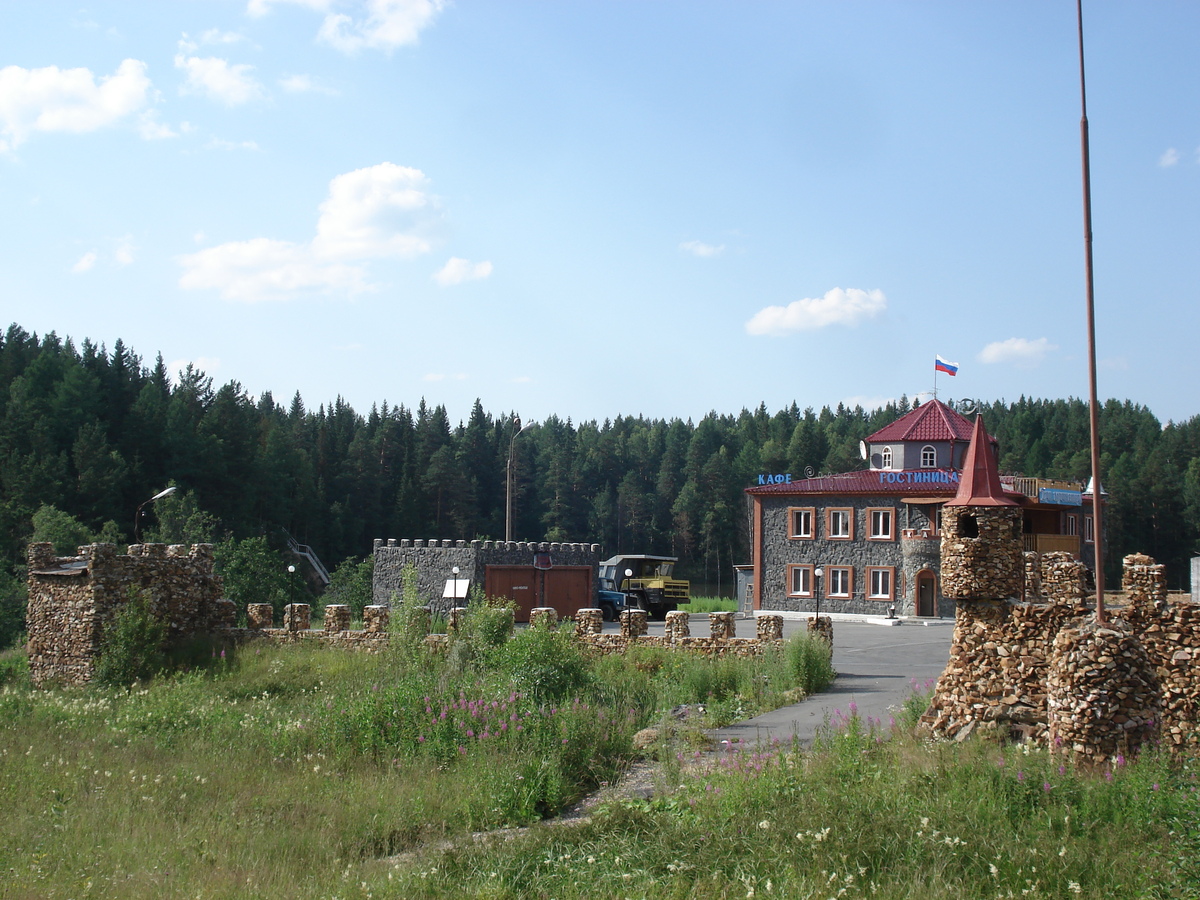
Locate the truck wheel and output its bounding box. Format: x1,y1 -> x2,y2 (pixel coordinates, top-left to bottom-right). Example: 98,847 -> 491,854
601,602 -> 616,622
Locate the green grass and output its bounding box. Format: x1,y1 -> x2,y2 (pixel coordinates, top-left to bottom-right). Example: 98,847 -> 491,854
0,622 -> 833,899
675,595 -> 737,613
8,627 -> 1190,899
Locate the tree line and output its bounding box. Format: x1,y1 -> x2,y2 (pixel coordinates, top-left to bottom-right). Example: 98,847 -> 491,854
2,322 -> 1199,648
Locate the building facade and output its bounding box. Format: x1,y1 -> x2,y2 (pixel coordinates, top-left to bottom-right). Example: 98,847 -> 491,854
746,400 -> 1097,618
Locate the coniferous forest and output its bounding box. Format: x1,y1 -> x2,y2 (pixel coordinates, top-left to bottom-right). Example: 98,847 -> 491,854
3,322 -> 1200,648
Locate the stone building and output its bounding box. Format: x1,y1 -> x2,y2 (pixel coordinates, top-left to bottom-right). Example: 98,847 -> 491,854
746,399 -> 1097,618
372,538 -> 601,622
26,541 -> 229,687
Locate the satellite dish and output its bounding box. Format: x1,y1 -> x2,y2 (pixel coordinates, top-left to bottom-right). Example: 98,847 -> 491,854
859,440 -> 868,460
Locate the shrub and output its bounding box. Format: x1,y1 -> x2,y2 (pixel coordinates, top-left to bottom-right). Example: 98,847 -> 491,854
490,623 -> 593,703
94,587 -> 168,686
786,630 -> 835,696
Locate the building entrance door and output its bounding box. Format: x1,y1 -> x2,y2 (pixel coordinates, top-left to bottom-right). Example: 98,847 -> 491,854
917,571 -> 937,617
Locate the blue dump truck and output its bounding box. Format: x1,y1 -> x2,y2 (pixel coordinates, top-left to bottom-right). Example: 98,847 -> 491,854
597,554 -> 690,620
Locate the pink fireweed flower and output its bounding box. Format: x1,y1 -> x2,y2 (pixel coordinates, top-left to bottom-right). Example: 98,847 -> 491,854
1017,771 -> 1025,783
1043,782 -> 1053,793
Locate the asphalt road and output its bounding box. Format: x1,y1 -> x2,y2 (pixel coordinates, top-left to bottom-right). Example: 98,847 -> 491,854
614,614 -> 955,749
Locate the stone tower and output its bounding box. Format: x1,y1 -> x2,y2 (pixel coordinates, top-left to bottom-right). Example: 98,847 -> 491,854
939,416 -> 1023,601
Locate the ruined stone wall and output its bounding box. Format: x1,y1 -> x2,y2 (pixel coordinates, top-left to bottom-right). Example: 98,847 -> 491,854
231,604 -> 788,659
26,542 -> 224,687
923,553 -> 1200,759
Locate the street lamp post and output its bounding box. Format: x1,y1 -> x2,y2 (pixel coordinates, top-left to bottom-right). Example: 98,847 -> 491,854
451,565 -> 461,608
133,486 -> 177,543
505,416 -> 533,543
813,566 -> 824,621
287,564 -> 297,610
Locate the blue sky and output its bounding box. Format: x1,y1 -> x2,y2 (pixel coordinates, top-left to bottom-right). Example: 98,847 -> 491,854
3,1 -> 1198,427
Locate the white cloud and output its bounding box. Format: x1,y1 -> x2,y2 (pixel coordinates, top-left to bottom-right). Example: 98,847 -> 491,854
680,239 -> 725,258
114,236 -> 136,267
200,29 -> 247,45
312,162 -> 437,259
175,39 -> 265,105
278,74 -> 338,95
179,237 -> 369,302
978,337 -> 1057,367
138,110 -> 177,140
247,0 -> 331,16
206,137 -> 261,151
433,257 -> 492,286
0,59 -> 151,150
71,251 -> 98,273
1159,147 -> 1180,167
745,287 -> 886,336
179,162 -> 440,301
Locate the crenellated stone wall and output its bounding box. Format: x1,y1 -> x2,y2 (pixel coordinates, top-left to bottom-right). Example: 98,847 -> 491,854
26,542 -> 225,687
371,538 -> 602,616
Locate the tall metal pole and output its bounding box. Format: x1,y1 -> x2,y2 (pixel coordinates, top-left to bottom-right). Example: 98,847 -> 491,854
505,417 -> 531,543
1077,0 -> 1106,623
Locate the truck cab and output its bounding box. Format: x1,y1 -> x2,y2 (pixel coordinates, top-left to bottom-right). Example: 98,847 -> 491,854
597,554 -> 690,619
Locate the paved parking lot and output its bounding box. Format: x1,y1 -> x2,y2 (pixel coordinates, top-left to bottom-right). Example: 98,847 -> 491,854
619,614 -> 954,749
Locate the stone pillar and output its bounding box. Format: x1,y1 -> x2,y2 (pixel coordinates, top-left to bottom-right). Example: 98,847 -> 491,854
808,616 -> 833,644
212,599 -> 237,630
283,603 -> 310,632
709,611 -> 736,639
756,614 -> 784,642
247,603 -> 274,629
620,608 -> 648,638
364,605 -> 390,633
529,607 -> 558,629
323,604 -> 350,633
574,608 -> 603,636
1047,619 -> 1161,767
1041,552 -> 1089,604
448,607 -> 466,635
664,610 -> 690,642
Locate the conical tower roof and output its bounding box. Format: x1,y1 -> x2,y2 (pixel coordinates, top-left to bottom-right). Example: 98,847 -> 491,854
944,415 -> 1017,507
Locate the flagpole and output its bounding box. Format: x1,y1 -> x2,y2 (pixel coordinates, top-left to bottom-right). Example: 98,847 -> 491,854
1077,0 -> 1106,623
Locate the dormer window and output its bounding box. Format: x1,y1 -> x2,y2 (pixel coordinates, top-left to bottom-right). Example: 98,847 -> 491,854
921,445 -> 936,468
881,446 -> 892,470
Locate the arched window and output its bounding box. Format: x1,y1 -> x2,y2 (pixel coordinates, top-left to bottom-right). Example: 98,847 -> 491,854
921,445 -> 937,468
881,446 -> 892,470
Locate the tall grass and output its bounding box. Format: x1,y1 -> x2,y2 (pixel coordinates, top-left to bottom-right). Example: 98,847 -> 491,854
388,707 -> 1200,899
675,595 -> 737,613
0,618 -> 829,898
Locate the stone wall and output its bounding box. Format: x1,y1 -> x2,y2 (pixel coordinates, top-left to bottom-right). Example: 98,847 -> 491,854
230,604 -> 789,660
26,542 -> 225,687
922,553 -> 1200,760
757,494 -> 918,616
371,538 -> 601,616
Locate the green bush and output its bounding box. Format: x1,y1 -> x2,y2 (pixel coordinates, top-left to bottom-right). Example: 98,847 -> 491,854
786,630 -> 835,696
94,588 -> 168,686
491,623 -> 593,703
0,571 -> 26,651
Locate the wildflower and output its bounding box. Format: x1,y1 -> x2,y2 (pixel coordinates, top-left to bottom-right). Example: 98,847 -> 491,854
1068,882 -> 1081,894
759,820 -> 771,830
1152,783 -> 1160,791
989,864 -> 999,877
1043,782 -> 1053,793
1017,771 -> 1025,783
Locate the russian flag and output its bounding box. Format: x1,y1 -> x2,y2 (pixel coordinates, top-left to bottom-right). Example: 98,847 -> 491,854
935,355 -> 959,376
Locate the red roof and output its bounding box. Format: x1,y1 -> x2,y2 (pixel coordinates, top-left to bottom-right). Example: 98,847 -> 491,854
944,415 -> 1017,507
866,399 -> 976,443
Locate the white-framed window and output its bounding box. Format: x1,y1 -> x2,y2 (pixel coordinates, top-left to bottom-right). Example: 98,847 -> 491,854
826,566 -> 852,598
789,507 -> 815,539
868,567 -> 895,600
1065,514 -> 1078,537
1084,516 -> 1094,543
787,564 -> 814,598
881,446 -> 892,470
867,507 -> 895,540
921,445 -> 937,468
827,508 -> 853,540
